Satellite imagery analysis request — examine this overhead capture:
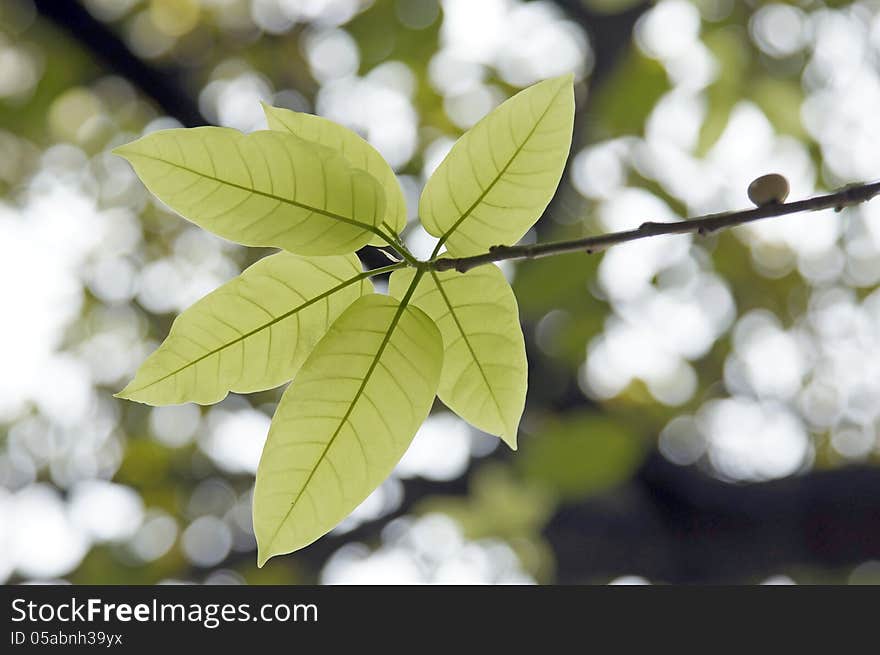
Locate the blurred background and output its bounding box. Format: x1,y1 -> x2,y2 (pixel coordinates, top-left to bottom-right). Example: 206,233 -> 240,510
2,0 -> 880,585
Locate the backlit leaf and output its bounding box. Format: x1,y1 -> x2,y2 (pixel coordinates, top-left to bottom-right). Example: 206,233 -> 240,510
419,74 -> 574,256
390,264 -> 526,448
114,127 -> 386,255
254,291 -> 443,563
262,104 -> 407,245
117,252 -> 372,405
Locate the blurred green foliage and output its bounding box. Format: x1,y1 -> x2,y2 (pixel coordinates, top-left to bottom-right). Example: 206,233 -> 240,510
518,412 -> 647,501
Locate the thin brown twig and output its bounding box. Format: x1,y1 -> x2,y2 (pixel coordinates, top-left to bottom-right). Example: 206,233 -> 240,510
430,181 -> 880,273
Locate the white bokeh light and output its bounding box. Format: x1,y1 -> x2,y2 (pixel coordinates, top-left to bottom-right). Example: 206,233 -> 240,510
395,412 -> 474,481
6,484 -> 89,580
322,514 -> 534,584
201,403 -> 271,475
69,480 -> 144,543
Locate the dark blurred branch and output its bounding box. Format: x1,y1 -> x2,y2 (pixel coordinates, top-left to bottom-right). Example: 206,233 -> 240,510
311,451 -> 880,583
539,1 -> 650,228
433,181 -> 880,272
205,449 -> 880,584
549,451 -> 880,583
552,0 -> 650,84
32,0 -> 206,126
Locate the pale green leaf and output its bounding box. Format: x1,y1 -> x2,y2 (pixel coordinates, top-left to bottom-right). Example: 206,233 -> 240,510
390,264 -> 526,449
254,291 -> 443,563
420,74 -> 574,257
114,127 -> 386,255
117,252 -> 372,405
262,103 -> 407,246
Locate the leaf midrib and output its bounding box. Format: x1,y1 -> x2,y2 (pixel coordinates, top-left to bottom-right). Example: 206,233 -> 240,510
126,151 -> 380,235
265,274 -> 424,554
431,84 -> 565,256
120,270 -> 372,396
428,270 -> 508,434
268,110 -> 400,239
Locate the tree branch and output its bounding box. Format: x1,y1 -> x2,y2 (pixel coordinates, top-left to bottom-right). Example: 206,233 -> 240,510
539,1 -> 649,229
32,0 -> 207,127
549,450 -> 880,583
191,448 -> 880,584
431,181 -> 880,273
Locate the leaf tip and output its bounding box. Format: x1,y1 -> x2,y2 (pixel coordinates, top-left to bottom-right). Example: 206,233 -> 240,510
501,415 -> 522,451
113,380 -> 151,404
256,539 -> 285,567
541,72 -> 574,91
110,143 -> 135,160
113,383 -> 135,401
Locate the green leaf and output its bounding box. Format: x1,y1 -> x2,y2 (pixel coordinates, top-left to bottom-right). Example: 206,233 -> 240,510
114,127 -> 386,255
390,264 -> 526,449
116,252 -> 372,405
262,103 -> 407,246
419,74 -> 575,257
254,291 -> 443,563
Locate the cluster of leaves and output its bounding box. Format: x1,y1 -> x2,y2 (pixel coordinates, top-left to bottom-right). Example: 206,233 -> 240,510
115,74 -> 575,565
